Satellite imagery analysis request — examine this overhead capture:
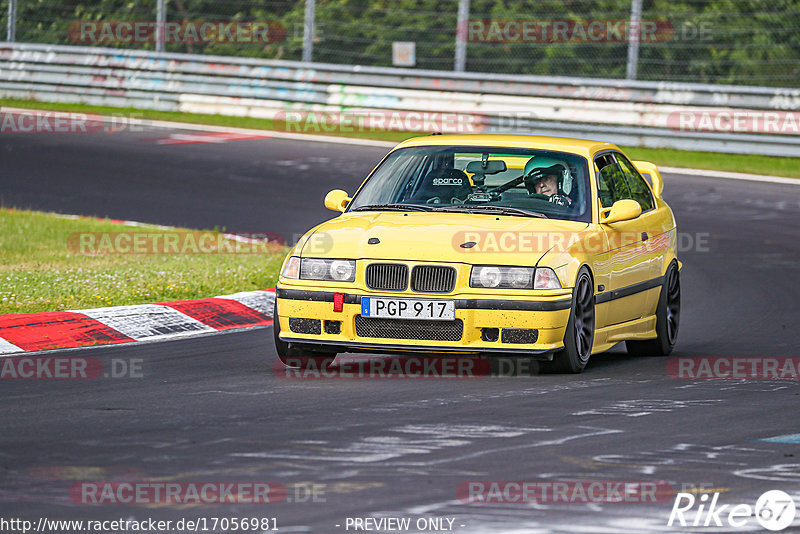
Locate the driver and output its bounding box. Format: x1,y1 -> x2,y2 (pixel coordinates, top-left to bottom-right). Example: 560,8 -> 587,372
523,157 -> 573,207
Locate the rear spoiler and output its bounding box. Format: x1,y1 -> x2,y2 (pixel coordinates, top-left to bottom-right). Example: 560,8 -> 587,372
632,160 -> 664,198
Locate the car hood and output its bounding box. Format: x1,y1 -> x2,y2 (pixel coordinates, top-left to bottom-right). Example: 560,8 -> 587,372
299,211 -> 589,265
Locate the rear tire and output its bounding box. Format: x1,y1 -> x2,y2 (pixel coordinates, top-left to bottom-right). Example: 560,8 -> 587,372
272,307 -> 336,368
543,268 -> 595,374
626,261 -> 680,357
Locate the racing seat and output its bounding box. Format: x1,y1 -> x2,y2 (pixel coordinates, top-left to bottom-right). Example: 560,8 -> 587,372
408,167 -> 473,204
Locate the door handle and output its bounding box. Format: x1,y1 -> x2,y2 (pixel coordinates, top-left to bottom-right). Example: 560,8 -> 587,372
641,232 -> 648,241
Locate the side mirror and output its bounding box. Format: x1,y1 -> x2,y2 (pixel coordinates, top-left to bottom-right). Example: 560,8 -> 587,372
324,189 -> 351,212
633,160 -> 663,198
600,199 -> 642,224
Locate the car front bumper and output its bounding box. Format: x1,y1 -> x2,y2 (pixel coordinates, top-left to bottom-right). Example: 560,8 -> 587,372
275,286 -> 572,357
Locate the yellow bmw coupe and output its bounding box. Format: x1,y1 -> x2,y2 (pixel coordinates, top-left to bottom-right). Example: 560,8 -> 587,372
274,135 -> 680,373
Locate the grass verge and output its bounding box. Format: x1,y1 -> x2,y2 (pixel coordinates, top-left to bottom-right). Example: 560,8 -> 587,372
0,208 -> 286,315
3,97 -> 800,178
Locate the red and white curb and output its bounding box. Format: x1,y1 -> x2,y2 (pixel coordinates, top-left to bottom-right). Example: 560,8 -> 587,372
0,289 -> 277,356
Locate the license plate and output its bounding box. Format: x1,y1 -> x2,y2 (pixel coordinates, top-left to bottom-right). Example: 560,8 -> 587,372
361,297 -> 455,321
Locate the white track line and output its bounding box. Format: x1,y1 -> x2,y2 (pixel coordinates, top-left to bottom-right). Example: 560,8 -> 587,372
145,117 -> 396,147
54,212 -> 278,246
660,166 -> 800,185
144,119 -> 800,184
4,107 -> 797,182
147,119 -> 799,185
0,107 -> 396,148
53,212 -> 175,230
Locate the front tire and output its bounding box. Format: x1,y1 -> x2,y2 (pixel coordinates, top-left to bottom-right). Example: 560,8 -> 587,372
272,308 -> 293,366
626,261 -> 680,357
544,268 -> 595,373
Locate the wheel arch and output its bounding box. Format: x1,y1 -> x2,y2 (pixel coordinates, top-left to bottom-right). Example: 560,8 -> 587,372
556,260 -> 595,292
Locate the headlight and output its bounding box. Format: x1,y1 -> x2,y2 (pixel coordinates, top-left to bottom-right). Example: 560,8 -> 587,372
470,266 -> 534,289
330,260 -> 356,281
299,258 -> 356,282
469,266 -> 562,290
281,256 -> 300,279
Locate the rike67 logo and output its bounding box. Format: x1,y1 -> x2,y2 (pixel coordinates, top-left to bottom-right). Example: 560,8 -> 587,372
668,490 -> 796,531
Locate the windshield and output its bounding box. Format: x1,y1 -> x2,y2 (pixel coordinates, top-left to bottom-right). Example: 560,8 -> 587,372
348,146 -> 591,222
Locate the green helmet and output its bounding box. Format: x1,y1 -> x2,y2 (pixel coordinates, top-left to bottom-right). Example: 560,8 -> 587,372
523,156 -> 574,196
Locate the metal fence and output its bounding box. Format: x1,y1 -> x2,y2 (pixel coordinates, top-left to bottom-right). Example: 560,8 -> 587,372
2,0 -> 799,87
2,43 -> 798,157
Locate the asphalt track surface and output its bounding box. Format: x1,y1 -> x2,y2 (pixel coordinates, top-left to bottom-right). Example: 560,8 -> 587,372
2,125 -> 800,533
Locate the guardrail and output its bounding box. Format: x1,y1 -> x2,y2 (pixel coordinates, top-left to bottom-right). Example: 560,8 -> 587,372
1,43 -> 799,157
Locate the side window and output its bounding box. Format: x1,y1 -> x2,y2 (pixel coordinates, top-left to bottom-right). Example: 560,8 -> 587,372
393,155 -> 431,202
595,154 -> 630,208
616,154 -> 655,212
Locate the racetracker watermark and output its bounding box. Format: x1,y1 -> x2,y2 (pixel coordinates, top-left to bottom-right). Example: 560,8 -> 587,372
668,110 -> 800,134
274,355 -> 492,379
68,232 -> 285,255
70,482 -> 287,505
273,110 -> 485,134
459,19 -> 711,43
668,490 -> 796,531
0,357 -> 143,380
457,480 -> 674,504
1,518 -> 278,533
451,231 -> 709,254
68,21 -> 286,44
0,110 -> 144,134
667,357 -> 800,380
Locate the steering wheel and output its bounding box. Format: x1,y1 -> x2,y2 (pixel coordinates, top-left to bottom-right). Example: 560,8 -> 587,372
526,193 -> 551,201
487,176 -> 524,195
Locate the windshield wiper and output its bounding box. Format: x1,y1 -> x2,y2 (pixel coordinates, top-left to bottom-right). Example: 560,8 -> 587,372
351,203 -> 431,212
431,205 -> 548,218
